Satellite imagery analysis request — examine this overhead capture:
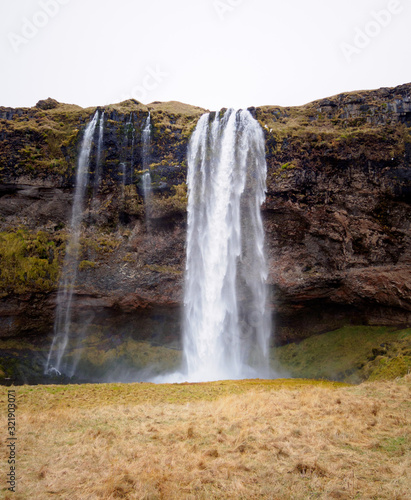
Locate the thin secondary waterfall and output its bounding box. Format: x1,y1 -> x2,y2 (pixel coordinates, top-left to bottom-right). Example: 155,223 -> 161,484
120,114 -> 135,186
182,109 -> 271,382
141,172 -> 152,209
93,111 -> 105,199
120,162 -> 127,192
141,113 -> 152,223
45,112 -> 99,376
142,112 -> 151,171
129,115 -> 136,184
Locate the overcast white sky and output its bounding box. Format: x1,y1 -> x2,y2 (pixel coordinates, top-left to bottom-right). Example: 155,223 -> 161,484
0,0 -> 410,111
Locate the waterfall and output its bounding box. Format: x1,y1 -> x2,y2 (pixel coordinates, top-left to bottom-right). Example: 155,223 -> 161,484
141,172 -> 152,218
120,162 -> 127,191
141,113 -> 152,224
129,115 -> 136,184
182,109 -> 271,382
121,113 -> 135,186
93,111 -> 105,199
142,112 -> 151,171
45,112 -> 100,376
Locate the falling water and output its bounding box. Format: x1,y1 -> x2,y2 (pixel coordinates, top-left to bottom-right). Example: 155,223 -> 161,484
93,111 -> 105,199
182,109 -> 271,382
120,162 -> 127,192
129,115 -> 136,184
142,112 -> 151,171
45,112 -> 99,376
141,113 -> 152,223
120,114 -> 135,186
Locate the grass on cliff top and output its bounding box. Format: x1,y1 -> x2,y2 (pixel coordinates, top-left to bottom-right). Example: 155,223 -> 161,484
149,101 -> 206,143
148,100 -> 207,116
273,325 -> 411,384
1,375 -> 409,499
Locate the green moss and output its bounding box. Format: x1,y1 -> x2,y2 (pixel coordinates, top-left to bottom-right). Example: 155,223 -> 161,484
151,182 -> 188,216
272,326 -> 411,384
280,162 -> 296,170
0,338 -> 43,351
122,253 -> 136,263
81,234 -> 120,255
0,104 -> 96,178
145,264 -> 182,275
0,230 -> 60,295
368,356 -> 411,381
79,260 -> 97,271
62,336 -> 182,379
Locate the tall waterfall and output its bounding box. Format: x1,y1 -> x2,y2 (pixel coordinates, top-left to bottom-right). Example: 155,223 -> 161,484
45,112 -> 99,376
141,113 -> 152,223
182,109 -> 271,382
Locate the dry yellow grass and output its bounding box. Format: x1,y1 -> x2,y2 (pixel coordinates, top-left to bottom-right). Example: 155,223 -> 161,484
1,377 -> 410,499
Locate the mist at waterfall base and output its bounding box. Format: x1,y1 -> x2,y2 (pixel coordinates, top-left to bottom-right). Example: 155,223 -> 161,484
45,108 -> 275,384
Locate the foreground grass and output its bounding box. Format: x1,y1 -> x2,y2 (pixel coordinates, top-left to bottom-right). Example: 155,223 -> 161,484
1,377 -> 410,499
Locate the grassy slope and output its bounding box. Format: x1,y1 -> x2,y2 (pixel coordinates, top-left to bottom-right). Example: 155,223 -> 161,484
272,326 -> 411,384
1,376 -> 409,499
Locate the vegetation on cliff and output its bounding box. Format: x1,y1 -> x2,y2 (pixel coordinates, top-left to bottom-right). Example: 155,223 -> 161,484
0,230 -> 59,296
0,98 -> 204,187
272,325 -> 411,383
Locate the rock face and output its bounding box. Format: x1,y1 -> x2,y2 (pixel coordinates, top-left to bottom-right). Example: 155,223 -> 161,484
0,86 -> 410,346
257,84 -> 411,340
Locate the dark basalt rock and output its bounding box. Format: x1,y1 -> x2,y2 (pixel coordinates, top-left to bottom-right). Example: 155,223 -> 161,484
0,86 -> 410,346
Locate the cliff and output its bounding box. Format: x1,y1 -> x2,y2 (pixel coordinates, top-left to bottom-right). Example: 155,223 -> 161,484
0,86 -> 410,348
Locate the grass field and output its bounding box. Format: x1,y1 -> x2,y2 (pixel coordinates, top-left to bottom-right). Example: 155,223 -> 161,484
1,376 -> 410,499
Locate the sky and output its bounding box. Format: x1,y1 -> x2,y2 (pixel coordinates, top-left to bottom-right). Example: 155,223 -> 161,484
0,0 -> 410,111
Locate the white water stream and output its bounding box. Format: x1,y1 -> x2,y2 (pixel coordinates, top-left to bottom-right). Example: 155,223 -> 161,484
156,109 -> 271,383
45,112 -> 100,375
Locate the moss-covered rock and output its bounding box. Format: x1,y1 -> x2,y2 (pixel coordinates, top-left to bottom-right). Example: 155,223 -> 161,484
272,326 -> 411,383
0,230 -> 60,296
